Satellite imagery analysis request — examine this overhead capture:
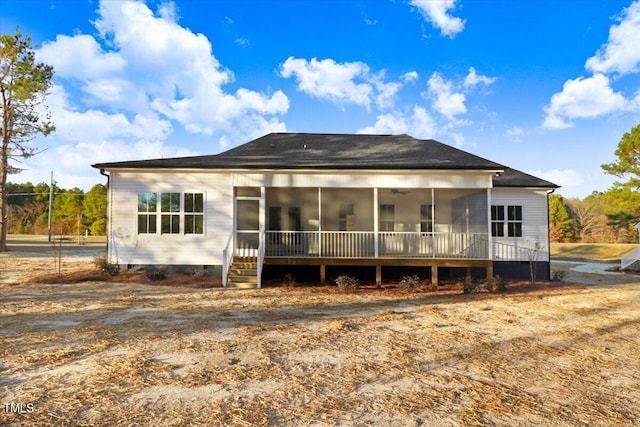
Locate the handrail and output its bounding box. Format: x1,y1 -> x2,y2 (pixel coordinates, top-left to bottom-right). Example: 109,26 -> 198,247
621,246 -> 640,270
492,240 -> 549,261
257,226 -> 265,288
264,230 -> 489,259
222,230 -> 234,288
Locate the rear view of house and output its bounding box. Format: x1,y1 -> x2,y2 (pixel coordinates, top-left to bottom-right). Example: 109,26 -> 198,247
92,133 -> 558,288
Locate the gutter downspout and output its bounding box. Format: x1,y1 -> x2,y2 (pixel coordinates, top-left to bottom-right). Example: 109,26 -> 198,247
547,188 -> 556,281
99,169 -> 111,263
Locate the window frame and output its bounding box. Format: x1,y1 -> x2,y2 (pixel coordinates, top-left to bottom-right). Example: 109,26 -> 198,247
491,205 -> 523,238
420,204 -> 433,233
184,193 -> 204,234
137,192 -> 157,234
160,192 -> 181,234
507,205 -> 523,237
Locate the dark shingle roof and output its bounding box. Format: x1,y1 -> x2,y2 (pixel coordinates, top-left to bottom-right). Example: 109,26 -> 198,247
493,167 -> 558,188
92,133 -> 558,188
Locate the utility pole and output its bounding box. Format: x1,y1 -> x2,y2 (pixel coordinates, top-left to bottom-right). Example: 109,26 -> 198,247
48,171 -> 54,243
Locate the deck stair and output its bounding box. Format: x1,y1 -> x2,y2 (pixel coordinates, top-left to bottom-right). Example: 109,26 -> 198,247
226,257 -> 259,289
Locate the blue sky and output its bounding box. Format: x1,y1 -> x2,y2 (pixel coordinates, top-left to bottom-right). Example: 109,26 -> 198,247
1,0 -> 639,198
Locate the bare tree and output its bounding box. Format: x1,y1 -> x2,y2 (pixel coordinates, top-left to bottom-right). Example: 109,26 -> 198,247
1,30 -> 55,251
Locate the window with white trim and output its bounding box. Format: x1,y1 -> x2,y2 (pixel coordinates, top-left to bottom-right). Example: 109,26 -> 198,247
507,205 -> 523,237
138,192 -> 157,234
161,193 -> 180,234
420,204 -> 433,233
491,205 -> 505,237
184,193 -> 204,234
491,205 -> 523,237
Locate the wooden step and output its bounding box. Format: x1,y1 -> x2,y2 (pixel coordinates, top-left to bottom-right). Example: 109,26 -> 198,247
226,282 -> 259,289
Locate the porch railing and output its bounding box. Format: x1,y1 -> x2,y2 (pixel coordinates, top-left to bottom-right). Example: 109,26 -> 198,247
222,231 -> 234,288
265,231 -> 488,259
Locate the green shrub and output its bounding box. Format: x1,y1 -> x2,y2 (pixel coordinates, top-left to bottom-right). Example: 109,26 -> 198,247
399,274 -> 421,291
335,274 -> 359,291
461,277 -> 482,294
93,255 -> 120,276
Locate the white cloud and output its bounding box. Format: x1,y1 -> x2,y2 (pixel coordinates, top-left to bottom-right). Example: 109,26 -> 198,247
506,127 -> 525,137
37,0 -> 289,137
542,74 -> 629,129
280,57 -> 403,110
463,67 -> 496,89
427,72 -> 466,119
585,1 -> 640,75
357,106 -> 437,139
25,0 -> 291,190
402,71 -> 419,83
526,169 -> 583,188
92,0 -> 288,133
410,0 -> 465,38
37,34 -> 126,80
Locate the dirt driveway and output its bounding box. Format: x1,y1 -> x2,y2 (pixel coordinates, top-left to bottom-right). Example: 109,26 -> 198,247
1,253 -> 639,426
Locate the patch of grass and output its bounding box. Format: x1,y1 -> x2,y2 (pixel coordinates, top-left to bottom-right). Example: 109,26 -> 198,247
551,243 -> 638,262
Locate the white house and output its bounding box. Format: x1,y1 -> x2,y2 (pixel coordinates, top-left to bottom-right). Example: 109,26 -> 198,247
92,133 -> 559,288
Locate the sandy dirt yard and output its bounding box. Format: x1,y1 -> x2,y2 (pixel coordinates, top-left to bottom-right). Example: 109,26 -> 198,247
1,253 -> 640,426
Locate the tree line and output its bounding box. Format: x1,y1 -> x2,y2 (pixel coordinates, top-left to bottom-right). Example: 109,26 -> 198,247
6,182 -> 107,236
550,124 -> 640,244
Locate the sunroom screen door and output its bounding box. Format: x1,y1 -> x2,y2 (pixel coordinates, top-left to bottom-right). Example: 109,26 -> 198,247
236,199 -> 260,257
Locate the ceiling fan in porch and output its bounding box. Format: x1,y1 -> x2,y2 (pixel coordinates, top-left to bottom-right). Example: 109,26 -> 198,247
390,188 -> 409,195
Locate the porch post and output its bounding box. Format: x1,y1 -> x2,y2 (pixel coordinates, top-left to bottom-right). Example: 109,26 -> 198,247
487,188 -> 493,260
374,187 -> 379,258
431,265 -> 438,286
260,187 -> 266,232
318,187 -> 322,257
431,188 -> 435,258
320,264 -> 326,285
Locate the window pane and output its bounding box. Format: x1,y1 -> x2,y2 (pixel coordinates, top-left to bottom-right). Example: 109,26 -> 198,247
138,215 -> 148,233
148,215 -> 157,233
185,193 -> 194,212
194,193 -> 203,213
380,204 -> 394,220
491,205 -> 504,221
491,222 -> 504,237
508,223 -> 522,237
185,215 -> 204,234
508,205 -> 522,221
161,214 -> 179,234
138,193 -> 156,212
420,204 -> 432,221
161,193 -> 180,212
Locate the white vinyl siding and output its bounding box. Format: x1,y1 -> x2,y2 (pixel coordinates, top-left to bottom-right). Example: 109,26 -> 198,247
490,189 -> 550,261
108,171 -> 232,266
